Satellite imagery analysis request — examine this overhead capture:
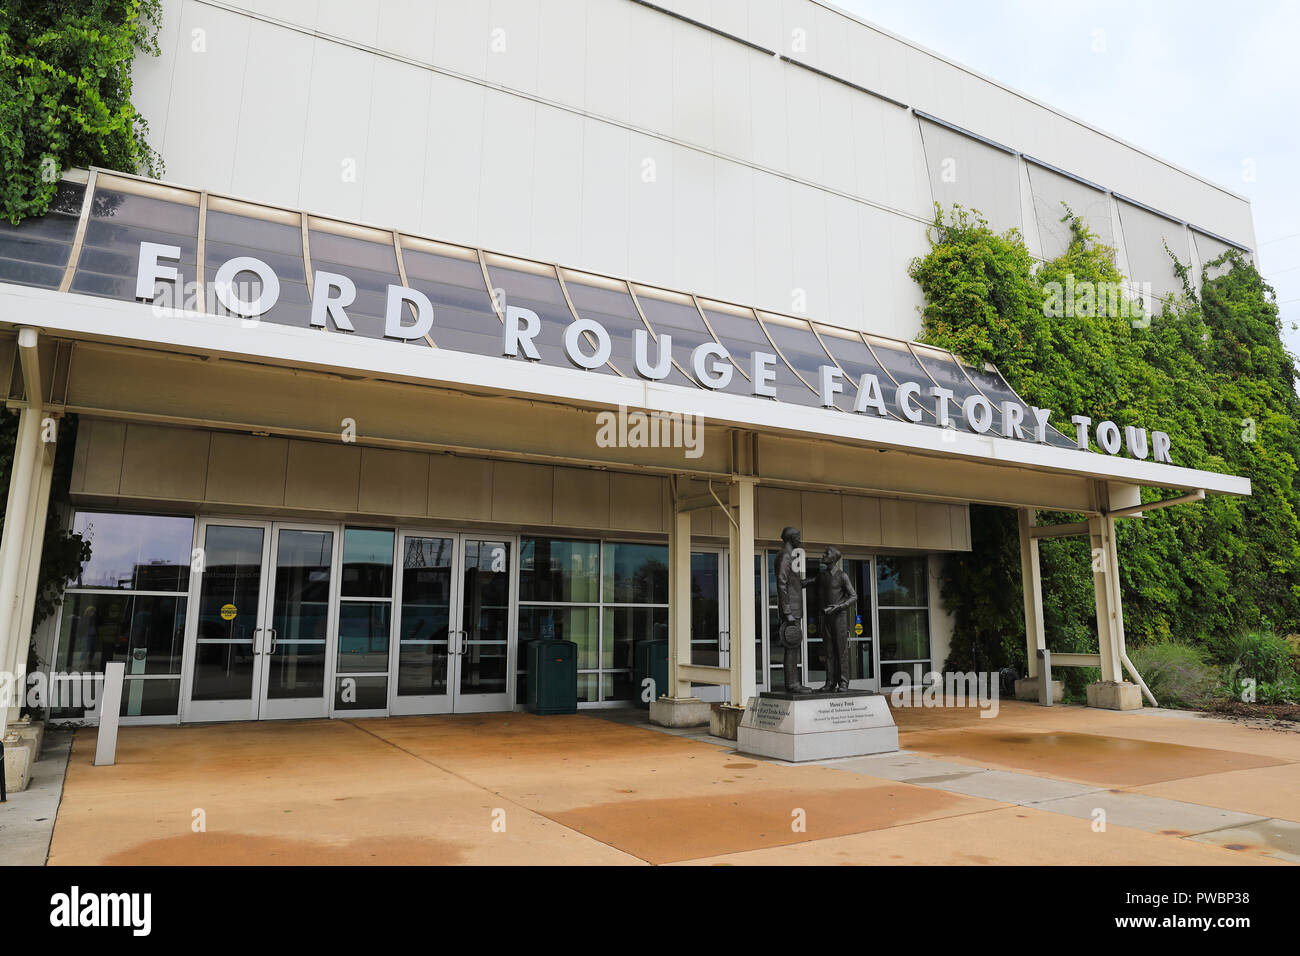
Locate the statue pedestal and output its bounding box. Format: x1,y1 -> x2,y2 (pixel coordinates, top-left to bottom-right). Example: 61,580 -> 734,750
737,690 -> 898,762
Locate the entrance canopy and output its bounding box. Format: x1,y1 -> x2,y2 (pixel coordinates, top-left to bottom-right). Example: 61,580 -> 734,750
0,168 -> 1249,505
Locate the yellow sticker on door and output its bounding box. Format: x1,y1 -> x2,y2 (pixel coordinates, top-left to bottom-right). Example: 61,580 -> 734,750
220,603 -> 237,621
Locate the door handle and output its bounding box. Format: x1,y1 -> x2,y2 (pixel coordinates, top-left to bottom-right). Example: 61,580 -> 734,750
719,629 -> 730,652
267,627 -> 278,655
458,628 -> 469,655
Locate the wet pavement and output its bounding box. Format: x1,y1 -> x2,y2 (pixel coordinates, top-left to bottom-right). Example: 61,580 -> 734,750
36,699 -> 1300,866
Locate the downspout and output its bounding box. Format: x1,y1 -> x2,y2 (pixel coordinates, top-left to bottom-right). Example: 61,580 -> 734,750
1121,652 -> 1158,708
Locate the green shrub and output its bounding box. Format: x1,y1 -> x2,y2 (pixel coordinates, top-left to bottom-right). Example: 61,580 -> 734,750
1128,642 -> 1215,708
1219,630 -> 1294,686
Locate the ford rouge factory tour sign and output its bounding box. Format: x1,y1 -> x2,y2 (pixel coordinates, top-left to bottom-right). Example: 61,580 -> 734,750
136,241 -> 1172,463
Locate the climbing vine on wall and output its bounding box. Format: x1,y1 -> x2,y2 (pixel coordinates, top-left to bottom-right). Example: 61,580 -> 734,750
910,204 -> 1300,672
0,0 -> 162,224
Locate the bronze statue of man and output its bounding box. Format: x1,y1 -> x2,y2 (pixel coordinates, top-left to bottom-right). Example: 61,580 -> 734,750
775,526 -> 816,694
817,546 -> 858,692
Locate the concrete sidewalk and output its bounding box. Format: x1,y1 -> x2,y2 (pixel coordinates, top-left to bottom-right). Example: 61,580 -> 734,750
37,699 -> 1300,866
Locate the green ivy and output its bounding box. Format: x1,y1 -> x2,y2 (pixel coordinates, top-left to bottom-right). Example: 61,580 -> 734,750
911,204 -> 1300,671
0,0 -> 162,224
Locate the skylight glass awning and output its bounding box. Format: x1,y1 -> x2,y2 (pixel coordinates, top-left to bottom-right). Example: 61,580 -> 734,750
0,169 -> 1141,465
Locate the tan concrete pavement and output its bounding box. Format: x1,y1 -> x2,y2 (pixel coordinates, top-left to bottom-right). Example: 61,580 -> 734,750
44,699 -> 1299,866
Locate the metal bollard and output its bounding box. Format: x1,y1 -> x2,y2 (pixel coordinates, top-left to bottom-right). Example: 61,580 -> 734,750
94,662 -> 126,766
1037,648 -> 1053,706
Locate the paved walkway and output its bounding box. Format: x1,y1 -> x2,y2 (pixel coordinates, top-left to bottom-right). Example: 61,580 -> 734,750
40,700 -> 1300,865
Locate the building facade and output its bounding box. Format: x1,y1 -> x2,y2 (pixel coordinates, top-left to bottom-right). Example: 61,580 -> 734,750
0,0 -> 1254,729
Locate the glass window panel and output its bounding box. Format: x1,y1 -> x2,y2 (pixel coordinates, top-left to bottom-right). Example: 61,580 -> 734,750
486,256 -> 616,374
880,661 -> 926,688
519,537 -> 599,603
960,362 -> 1075,448
629,287 -> 712,389
690,552 -> 721,666
120,678 -> 181,717
0,259 -> 66,288
879,609 -> 931,662
70,512 -> 193,591
518,605 -> 599,669
307,229 -> 406,342
602,606 -> 667,671
0,181 -> 83,246
342,527 -> 394,597
575,672 -> 599,704
397,535 -> 453,697
190,524 -> 264,701
699,303 -> 775,392
205,210 -> 304,258
876,555 -> 928,607
864,338 -> 939,423
72,187 -> 199,305
562,273 -> 653,379
815,324 -> 905,422
602,542 -> 669,604
401,245 -> 501,356
54,593 -> 187,676
337,601 -> 391,673
758,314 -> 840,407
912,344 -> 1001,434
335,675 -> 388,710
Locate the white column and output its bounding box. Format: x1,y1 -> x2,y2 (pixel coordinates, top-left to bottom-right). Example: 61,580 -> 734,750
0,406 -> 42,735
728,477 -> 757,706
7,431 -> 55,719
1089,514 -> 1124,683
1017,508 -> 1046,678
666,501 -> 692,700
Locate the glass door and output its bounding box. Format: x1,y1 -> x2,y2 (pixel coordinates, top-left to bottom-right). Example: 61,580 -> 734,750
690,549 -> 730,702
451,536 -> 515,713
390,531 -> 515,714
183,519 -> 271,722
840,556 -> 879,692
257,524 -> 337,719
391,533 -> 458,715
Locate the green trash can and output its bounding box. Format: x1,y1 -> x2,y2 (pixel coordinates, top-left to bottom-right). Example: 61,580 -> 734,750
527,639 -> 578,715
633,639 -> 669,709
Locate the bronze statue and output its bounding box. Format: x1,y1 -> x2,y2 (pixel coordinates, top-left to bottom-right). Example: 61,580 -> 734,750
816,546 -> 858,692
775,526 -> 816,694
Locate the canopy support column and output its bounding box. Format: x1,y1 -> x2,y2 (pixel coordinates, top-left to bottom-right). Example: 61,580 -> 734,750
727,476 -> 757,707
1086,504 -> 1143,709
649,477 -> 711,728
0,328 -> 52,735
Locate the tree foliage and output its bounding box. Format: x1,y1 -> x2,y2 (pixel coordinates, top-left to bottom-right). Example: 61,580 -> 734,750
0,0 -> 162,224
910,205 -> 1300,671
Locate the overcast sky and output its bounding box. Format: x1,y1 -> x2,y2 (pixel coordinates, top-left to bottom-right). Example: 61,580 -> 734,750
836,0 -> 1300,363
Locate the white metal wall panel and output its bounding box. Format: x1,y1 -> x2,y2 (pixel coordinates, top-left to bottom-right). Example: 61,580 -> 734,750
1026,163 -> 1115,261
229,20 -> 315,208
918,119 -> 1021,235
1119,201 -> 1193,303
131,0 -> 1257,346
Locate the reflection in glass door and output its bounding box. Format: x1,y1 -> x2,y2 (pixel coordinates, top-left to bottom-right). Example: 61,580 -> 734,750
454,538 -> 513,712
185,521 -> 269,722
391,533 -> 514,714
183,520 -> 337,721
392,534 -> 456,715
258,526 -> 336,719
690,550 -> 730,702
